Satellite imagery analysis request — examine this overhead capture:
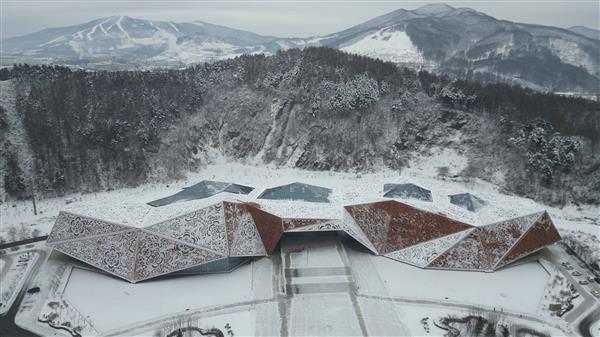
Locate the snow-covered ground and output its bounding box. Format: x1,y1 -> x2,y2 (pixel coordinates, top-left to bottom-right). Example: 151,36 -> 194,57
369,254 -> 548,313
2,151 -> 598,240
63,264 -> 258,332
14,226 -> 576,337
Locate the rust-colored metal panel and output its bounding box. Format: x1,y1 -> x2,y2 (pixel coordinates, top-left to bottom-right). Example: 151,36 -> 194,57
344,202 -> 391,253
495,212 -> 561,269
427,228 -> 491,270
384,208 -> 473,254
244,204 -> 284,255
428,213 -> 541,271
345,200 -> 472,254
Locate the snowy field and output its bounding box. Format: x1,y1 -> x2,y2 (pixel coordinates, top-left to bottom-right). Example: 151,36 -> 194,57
2,149 -> 598,240
63,264 -> 258,332
369,254 -> 548,313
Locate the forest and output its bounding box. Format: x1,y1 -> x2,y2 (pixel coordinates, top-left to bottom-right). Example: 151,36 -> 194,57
1,47 -> 599,206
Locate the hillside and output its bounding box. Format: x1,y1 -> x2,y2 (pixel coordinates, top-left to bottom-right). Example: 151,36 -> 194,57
1,48 -> 599,206
317,4 -> 600,93
2,4 -> 599,93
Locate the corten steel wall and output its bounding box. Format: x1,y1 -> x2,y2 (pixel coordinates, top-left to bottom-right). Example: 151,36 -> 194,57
242,203 -> 284,255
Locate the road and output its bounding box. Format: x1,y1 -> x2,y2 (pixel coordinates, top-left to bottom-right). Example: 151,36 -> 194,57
541,246 -> 600,322
579,305 -> 600,337
0,248 -> 46,337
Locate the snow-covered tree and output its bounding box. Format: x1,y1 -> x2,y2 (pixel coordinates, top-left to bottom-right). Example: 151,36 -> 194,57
328,74 -> 379,114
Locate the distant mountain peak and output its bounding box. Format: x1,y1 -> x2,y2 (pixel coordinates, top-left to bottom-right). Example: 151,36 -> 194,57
413,3 -> 455,15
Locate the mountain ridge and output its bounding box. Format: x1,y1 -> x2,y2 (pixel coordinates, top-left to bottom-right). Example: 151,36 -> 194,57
1,3 -> 599,93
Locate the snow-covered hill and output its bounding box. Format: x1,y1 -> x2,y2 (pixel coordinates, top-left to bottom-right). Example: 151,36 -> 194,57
2,4 -> 598,92
1,15 -> 305,67
339,28 -> 425,65
315,3 -> 600,93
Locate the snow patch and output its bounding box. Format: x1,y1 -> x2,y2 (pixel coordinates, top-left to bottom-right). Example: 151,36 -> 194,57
549,38 -> 596,74
341,29 -> 424,64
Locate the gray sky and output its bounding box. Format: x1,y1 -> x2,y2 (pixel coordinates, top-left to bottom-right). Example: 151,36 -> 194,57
1,1 -> 598,39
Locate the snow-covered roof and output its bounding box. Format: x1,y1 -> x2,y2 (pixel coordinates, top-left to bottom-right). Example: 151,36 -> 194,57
258,182 -> 332,203
46,198 -> 561,282
47,201 -> 281,283
449,193 -> 486,212
147,180 -> 254,207
383,183 -> 433,201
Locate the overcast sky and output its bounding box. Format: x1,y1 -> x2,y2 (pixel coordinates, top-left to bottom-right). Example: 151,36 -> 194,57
1,1 -> 598,39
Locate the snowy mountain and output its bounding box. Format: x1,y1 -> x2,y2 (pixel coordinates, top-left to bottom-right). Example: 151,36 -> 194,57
313,4 -> 600,93
0,15 -> 303,68
2,4 -> 599,92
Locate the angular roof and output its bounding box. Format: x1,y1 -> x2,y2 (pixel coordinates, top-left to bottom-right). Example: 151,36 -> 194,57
47,199 -> 561,282
344,200 -> 560,271
147,181 -> 254,207
449,193 -> 486,212
47,201 -> 282,282
383,183 -> 432,201
258,182 -> 331,203
344,200 -> 473,254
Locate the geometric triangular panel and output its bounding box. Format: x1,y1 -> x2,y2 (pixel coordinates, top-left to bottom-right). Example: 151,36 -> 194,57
47,211 -> 133,244
383,207 -> 473,253
52,229 -> 140,282
494,212 -> 561,269
344,203 -> 391,253
144,203 -> 228,255
245,204 -> 284,255
223,203 -> 267,257
134,231 -> 224,282
428,212 -> 543,271
386,228 -> 474,267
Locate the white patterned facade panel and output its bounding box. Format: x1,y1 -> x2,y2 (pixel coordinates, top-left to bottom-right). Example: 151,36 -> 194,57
286,221 -> 343,232
47,211 -> 133,244
226,207 -> 267,257
342,212 -> 379,254
134,231 -> 224,282
52,230 -> 140,281
386,229 -> 474,267
144,203 -> 228,255
482,212 -> 543,234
